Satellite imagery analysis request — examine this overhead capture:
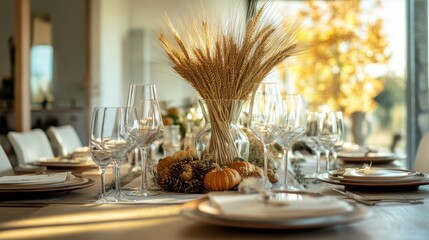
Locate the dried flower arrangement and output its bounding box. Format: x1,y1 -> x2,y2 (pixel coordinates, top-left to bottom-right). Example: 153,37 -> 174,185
158,4 -> 301,166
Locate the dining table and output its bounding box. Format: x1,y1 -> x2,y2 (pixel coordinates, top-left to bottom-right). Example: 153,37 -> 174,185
0,156 -> 428,240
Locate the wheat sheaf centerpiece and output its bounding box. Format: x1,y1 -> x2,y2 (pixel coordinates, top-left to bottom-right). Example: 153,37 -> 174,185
158,4 -> 300,173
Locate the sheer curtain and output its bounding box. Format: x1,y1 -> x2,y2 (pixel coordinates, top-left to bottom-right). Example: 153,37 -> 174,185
408,0 -> 428,169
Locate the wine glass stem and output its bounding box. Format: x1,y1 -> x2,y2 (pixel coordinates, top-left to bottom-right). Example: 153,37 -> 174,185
114,161 -> 122,199
99,167 -> 106,199
139,146 -> 148,194
332,150 -> 338,169
134,149 -> 139,168
263,143 -> 270,188
325,150 -> 330,172
316,151 -> 321,174
283,146 -> 290,188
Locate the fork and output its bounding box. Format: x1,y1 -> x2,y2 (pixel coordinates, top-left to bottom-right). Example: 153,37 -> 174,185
332,189 -> 425,205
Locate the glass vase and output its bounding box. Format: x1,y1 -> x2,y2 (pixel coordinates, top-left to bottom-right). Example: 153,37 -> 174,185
195,99 -> 249,166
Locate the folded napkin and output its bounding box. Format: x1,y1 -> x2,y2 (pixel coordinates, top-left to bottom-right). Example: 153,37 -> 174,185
0,172 -> 70,185
72,147 -> 90,159
338,151 -> 394,158
207,192 -> 352,220
342,168 -> 418,180
39,157 -> 92,164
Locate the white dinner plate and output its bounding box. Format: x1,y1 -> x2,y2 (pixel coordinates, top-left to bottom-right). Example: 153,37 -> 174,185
181,197 -> 372,230
318,172 -> 429,189
328,168 -> 426,183
337,152 -> 397,164
0,177 -> 94,194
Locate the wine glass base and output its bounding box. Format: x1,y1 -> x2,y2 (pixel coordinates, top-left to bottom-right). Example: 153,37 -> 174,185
131,166 -> 142,173
304,172 -> 320,179
95,196 -> 118,204
114,195 -> 135,203
126,190 -> 161,197
278,185 -> 300,191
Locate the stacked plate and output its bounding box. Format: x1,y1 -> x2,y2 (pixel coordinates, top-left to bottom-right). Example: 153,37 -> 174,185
337,152 -> 397,164
181,191 -> 371,229
34,156 -> 96,169
318,168 -> 429,190
0,172 -> 94,195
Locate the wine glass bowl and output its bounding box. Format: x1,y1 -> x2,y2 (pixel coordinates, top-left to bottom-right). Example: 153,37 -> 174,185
126,84 -> 164,197
89,108 -> 115,203
249,82 -> 284,188
302,111 -> 323,177
90,107 -> 138,202
275,94 -> 306,190
317,111 -> 338,172
162,125 -> 182,157
331,111 -> 345,168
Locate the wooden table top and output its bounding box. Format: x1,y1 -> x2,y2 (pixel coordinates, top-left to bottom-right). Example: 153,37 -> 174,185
0,161 -> 428,240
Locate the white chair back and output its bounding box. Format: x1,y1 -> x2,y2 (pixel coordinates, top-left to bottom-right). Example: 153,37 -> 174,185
0,145 -> 14,176
415,132 -> 429,174
8,129 -> 54,164
46,125 -> 83,157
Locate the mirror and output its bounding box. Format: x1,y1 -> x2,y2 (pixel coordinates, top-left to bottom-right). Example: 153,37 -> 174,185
30,13 -> 53,109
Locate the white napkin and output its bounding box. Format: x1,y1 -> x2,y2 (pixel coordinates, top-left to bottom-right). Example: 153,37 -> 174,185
0,172 -> 69,185
343,168 -> 413,179
207,193 -> 352,220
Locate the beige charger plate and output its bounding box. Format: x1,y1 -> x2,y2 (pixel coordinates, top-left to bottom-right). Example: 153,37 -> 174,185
34,158 -> 96,168
0,177 -> 95,193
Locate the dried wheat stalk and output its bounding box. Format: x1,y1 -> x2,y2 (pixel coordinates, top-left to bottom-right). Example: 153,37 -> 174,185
159,4 -> 301,165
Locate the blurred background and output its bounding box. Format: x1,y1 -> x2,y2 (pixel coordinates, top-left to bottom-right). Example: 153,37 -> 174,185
0,0 -> 428,169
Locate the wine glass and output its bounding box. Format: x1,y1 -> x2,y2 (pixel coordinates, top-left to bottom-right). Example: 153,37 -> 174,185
162,125 -> 182,157
90,108 -> 114,203
275,94 -> 306,190
249,82 -> 284,189
331,111 -> 345,168
302,111 -> 323,177
317,112 -> 338,172
126,84 -> 164,197
103,107 -> 139,201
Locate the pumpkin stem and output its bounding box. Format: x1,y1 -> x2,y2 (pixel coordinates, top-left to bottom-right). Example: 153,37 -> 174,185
213,163 -> 223,172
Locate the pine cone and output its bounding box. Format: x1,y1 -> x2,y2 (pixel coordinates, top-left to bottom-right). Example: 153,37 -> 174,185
157,158 -> 214,193
180,164 -> 193,181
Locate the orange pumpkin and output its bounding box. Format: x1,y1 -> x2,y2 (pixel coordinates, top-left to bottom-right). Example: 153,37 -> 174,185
204,164 -> 241,191
229,160 -> 255,177
162,117 -> 174,126
156,156 -> 176,174
173,147 -> 196,160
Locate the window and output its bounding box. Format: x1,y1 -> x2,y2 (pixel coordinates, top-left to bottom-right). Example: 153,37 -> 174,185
255,0 -> 407,155
30,45 -> 53,108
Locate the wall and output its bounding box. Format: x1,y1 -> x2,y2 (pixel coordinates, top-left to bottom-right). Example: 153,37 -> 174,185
1,0 -> 248,147
31,0 -> 87,109
0,0 -> 15,84
130,0 -> 247,108
30,0 -> 87,143
0,0 -> 88,149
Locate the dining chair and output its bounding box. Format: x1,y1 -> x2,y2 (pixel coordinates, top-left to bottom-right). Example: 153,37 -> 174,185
46,125 -> 83,157
415,131 -> 429,173
8,128 -> 54,165
0,145 -> 14,176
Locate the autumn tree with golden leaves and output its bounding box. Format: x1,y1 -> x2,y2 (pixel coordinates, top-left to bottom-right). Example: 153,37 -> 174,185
290,0 -> 390,116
